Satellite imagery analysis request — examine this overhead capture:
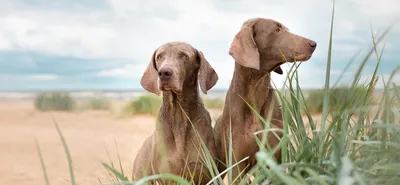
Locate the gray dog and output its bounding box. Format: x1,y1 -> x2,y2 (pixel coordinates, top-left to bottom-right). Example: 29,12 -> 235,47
214,18 -> 317,184
132,42 -> 219,185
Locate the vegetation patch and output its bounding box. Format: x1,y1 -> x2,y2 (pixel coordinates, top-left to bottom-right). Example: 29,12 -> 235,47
122,95 -> 162,116
34,92 -> 76,111
203,97 -> 224,109
85,97 -> 111,110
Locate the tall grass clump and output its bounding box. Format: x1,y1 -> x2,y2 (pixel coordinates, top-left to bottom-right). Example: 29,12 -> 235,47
246,2 -> 400,184
34,92 -> 76,111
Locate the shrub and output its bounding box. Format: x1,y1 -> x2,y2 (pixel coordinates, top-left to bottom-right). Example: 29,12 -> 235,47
86,97 -> 111,110
121,95 -> 223,117
203,98 -> 224,109
34,92 -> 76,111
123,95 -> 161,116
303,89 -> 325,113
304,85 -> 373,114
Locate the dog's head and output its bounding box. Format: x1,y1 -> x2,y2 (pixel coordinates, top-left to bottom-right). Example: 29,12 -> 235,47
140,42 -> 218,96
229,18 -> 317,74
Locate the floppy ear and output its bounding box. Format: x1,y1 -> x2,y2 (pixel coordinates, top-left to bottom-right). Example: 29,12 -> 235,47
197,51 -> 218,94
140,50 -> 161,96
229,20 -> 260,70
273,66 -> 283,74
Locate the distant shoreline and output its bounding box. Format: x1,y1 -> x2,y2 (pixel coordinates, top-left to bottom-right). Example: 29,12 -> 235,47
0,88 -> 385,101
0,90 -> 229,101
0,89 -> 228,93
0,88 -> 385,93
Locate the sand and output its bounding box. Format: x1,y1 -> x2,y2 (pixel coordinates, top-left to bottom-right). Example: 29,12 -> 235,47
1,99 -> 329,185
0,100 -> 224,185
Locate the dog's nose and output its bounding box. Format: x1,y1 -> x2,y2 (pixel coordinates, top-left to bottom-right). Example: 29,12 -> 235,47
158,68 -> 173,81
309,41 -> 317,49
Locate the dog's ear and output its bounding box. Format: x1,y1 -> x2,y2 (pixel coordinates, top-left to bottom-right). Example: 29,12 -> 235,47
140,50 -> 161,96
229,20 -> 260,70
273,66 -> 283,74
197,50 -> 218,94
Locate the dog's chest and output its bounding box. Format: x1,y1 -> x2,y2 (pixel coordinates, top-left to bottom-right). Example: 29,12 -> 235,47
243,117 -> 264,140
155,126 -> 200,175
157,148 -> 198,176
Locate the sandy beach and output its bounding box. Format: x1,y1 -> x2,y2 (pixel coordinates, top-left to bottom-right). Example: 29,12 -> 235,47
0,100 -> 225,185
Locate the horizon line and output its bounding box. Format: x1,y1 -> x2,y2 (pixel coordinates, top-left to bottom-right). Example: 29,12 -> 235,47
0,88 -> 386,93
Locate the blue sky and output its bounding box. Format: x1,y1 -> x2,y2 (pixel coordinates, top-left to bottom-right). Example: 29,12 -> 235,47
0,0 -> 399,91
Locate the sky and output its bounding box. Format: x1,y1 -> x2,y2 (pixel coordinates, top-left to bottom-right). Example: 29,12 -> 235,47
0,0 -> 399,91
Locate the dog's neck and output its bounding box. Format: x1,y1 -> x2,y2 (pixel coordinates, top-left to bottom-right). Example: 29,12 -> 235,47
156,81 -> 204,151
226,61 -> 275,117
161,86 -> 202,117
232,63 -> 273,98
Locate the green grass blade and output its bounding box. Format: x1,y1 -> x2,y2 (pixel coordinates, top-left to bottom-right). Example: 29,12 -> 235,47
350,25 -> 392,89
114,138 -> 126,179
135,173 -> 191,185
53,117 -> 76,185
319,0 -> 335,164
102,162 -> 130,182
206,156 -> 249,185
35,139 -> 50,185
177,103 -> 223,184
103,144 -> 119,182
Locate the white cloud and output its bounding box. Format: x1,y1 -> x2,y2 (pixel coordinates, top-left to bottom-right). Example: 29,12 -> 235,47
0,34 -> 11,49
29,74 -> 58,80
351,0 -> 400,18
98,68 -> 128,77
0,14 -> 116,58
0,73 -> 58,80
97,64 -> 141,77
1,0 -> 397,57
0,0 -> 399,89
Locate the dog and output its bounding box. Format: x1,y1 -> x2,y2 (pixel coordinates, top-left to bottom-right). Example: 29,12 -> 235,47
213,18 -> 317,183
132,41 -> 219,185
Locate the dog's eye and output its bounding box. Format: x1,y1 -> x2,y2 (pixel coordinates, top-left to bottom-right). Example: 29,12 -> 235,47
180,52 -> 188,59
156,54 -> 163,60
